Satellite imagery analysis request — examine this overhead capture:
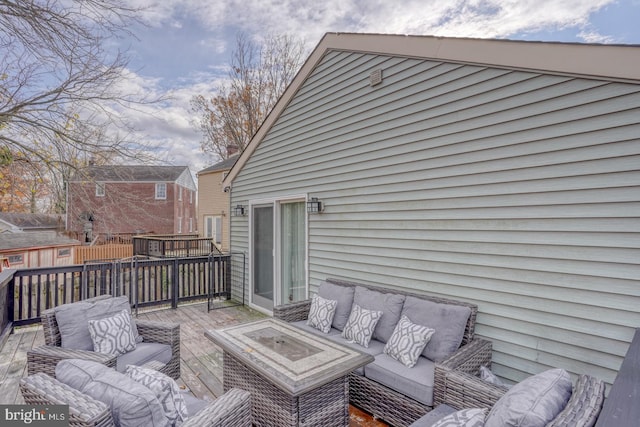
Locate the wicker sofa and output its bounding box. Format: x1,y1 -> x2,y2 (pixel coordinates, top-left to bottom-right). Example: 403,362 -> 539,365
26,295 -> 181,380
410,369 -> 606,427
273,278 -> 493,427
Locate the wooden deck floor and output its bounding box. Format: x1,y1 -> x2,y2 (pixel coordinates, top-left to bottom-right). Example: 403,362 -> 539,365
0,302 -> 387,426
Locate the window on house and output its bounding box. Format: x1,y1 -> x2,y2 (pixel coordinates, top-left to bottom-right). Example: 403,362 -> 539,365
8,254 -> 23,264
177,217 -> 182,233
95,183 -> 105,197
205,215 -> 222,247
190,191 -> 193,204
58,248 -> 71,257
178,187 -> 182,201
155,183 -> 166,199
189,217 -> 193,233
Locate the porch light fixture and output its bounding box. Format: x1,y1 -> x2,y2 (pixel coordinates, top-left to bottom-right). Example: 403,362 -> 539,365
307,197 -> 323,214
232,205 -> 246,216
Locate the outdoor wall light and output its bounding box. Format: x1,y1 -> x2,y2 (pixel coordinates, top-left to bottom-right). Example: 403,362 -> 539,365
232,205 -> 246,216
307,197 -> 323,214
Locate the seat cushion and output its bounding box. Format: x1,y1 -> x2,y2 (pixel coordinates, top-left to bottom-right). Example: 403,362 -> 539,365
432,408 -> 487,427
318,281 -> 355,331
291,320 -> 341,337
409,404 -> 457,427
116,342 -> 172,373
55,296 -> 141,351
401,296 -> 471,362
56,359 -> 168,427
326,334 -> 384,375
485,368 -> 572,427
182,391 -> 209,417
353,286 -> 405,343
364,353 -> 435,406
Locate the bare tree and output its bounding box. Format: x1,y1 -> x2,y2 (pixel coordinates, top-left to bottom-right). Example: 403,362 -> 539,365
191,33 -> 306,160
0,0 -> 157,189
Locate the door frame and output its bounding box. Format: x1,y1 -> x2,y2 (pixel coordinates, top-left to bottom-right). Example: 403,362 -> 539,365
248,194 -> 309,315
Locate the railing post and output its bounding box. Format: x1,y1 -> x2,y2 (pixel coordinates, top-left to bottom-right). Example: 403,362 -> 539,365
172,258 -> 179,309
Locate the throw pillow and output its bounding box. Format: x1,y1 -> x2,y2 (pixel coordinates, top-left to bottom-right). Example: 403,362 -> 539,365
125,365 -> 188,426
480,366 -> 509,388
432,408 -> 487,427
383,315 -> 435,368
306,295 -> 338,333
341,304 -> 383,348
88,309 -> 137,355
484,368 -> 572,427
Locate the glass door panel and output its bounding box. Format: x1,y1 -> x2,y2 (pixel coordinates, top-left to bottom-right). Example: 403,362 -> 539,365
252,205 -> 274,311
281,202 -> 306,303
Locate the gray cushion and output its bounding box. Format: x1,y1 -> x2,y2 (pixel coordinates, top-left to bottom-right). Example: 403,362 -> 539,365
326,334 -> 385,375
56,359 -> 168,427
353,286 -> 405,343
291,320 -> 341,337
485,368 -> 572,427
318,282 -> 355,331
55,296 -> 141,351
364,353 -> 435,406
401,296 -> 471,362
384,315 -> 435,368
432,408 -> 487,427
182,391 -> 208,417
116,342 -> 172,373
409,404 -> 457,427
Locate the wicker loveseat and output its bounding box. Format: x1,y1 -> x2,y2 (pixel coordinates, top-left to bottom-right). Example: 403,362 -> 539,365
410,369 -> 606,427
273,278 -> 493,427
27,295 -> 180,380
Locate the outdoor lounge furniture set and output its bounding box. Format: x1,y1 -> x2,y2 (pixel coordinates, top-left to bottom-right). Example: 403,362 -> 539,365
274,278 -> 607,427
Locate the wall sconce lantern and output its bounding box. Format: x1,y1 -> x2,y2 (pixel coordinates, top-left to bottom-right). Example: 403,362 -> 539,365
232,205 -> 246,216
307,197 -> 323,214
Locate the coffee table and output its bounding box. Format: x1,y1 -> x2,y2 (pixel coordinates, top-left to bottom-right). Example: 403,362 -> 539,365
205,318 -> 374,427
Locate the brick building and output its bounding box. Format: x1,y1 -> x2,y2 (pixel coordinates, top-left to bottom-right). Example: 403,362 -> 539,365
66,165 -> 197,242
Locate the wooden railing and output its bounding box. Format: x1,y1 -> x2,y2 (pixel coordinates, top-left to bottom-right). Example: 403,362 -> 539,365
74,244 -> 133,264
133,234 -> 221,258
8,253 -> 244,327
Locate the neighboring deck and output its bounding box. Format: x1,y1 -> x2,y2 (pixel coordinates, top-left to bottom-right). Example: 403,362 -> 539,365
0,302 -> 387,426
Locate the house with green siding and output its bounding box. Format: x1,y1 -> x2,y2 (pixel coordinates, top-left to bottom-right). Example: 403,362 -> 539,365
220,33 -> 640,387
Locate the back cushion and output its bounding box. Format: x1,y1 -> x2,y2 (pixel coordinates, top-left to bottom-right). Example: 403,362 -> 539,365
56,359 -> 168,427
353,286 -> 405,343
55,296 -> 140,350
318,282 -> 355,331
401,296 -> 471,362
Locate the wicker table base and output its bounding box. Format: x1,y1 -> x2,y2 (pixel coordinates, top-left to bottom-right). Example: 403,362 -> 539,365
223,352 -> 349,427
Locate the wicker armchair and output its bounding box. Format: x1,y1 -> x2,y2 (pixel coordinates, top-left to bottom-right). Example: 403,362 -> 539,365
27,295 -> 181,380
440,369 -> 606,427
20,372 -> 252,427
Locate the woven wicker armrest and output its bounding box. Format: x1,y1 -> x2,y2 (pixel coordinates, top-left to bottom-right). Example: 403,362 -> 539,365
273,299 -> 312,322
183,388 -> 251,427
547,374 -> 605,427
135,319 -> 180,346
20,373 -> 112,427
433,338 -> 493,406
441,369 -> 508,410
27,345 -> 117,378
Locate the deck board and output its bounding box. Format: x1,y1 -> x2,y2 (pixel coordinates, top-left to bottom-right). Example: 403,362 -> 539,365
0,302 -> 388,426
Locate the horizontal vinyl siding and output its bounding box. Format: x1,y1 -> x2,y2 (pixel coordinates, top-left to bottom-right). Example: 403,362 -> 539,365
231,51 -> 640,385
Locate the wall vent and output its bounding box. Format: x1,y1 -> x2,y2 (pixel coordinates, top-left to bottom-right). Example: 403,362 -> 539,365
369,69 -> 383,87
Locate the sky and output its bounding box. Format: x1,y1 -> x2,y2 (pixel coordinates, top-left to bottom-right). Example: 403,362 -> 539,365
114,0 -> 640,174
